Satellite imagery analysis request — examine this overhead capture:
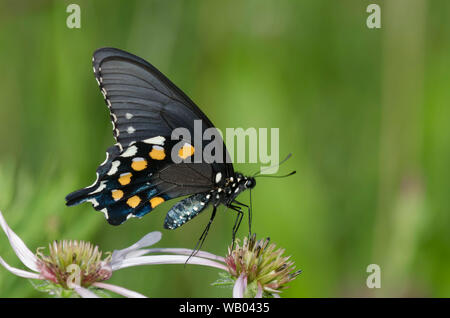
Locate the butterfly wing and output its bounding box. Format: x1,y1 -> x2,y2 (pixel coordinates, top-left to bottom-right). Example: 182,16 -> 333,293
66,137 -> 216,225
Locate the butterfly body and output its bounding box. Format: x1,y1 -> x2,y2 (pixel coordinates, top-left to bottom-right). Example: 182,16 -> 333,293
66,48 -> 255,233
164,174 -> 255,229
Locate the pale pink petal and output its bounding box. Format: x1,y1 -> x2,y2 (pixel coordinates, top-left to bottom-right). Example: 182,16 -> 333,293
111,232 -> 162,263
0,256 -> 41,279
73,285 -> 99,298
0,211 -> 39,272
233,273 -> 247,298
112,255 -> 228,271
255,283 -> 263,298
272,293 -> 281,298
92,282 -> 146,298
136,248 -> 226,262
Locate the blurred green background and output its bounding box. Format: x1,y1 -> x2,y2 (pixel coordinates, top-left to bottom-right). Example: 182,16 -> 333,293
0,0 -> 449,297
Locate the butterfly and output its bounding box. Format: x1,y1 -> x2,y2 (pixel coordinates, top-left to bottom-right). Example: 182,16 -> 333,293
65,47 -> 258,244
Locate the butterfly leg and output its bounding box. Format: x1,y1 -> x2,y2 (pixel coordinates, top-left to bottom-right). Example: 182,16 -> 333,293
186,205 -> 217,265
229,204 -> 244,249
233,200 -> 252,236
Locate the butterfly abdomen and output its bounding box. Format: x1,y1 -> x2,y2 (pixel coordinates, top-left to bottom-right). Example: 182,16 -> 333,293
164,193 -> 211,229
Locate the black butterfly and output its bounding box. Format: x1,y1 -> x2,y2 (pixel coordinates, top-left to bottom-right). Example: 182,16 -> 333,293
66,47 -> 257,244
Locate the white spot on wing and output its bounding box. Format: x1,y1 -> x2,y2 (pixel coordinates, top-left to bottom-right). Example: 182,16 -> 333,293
90,181 -> 107,195
121,145 -> 138,157
125,113 -> 133,119
87,198 -> 99,207
142,136 -> 165,145
215,172 -> 222,184
127,126 -> 136,134
100,208 -> 109,219
107,160 -> 121,176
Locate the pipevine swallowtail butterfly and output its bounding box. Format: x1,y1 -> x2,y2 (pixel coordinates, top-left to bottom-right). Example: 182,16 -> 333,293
65,47 -> 266,245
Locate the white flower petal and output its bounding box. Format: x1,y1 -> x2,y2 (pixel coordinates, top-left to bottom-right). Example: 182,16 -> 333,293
92,282 -> 147,298
111,231 -> 162,264
233,273 -> 247,298
0,211 -> 39,272
73,285 -> 99,298
272,293 -> 281,298
111,255 -> 228,271
0,256 -> 41,280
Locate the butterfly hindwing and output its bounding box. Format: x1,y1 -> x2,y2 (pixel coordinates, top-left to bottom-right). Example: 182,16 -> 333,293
65,144 -> 121,207
66,136 -> 218,225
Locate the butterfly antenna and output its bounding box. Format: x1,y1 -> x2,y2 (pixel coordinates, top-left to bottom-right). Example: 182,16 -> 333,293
253,153 -> 293,177
255,170 -> 296,178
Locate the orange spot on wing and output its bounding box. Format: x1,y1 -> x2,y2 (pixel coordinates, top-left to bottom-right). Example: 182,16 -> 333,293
149,146 -> 166,160
127,195 -> 141,208
131,158 -> 147,171
178,144 -> 195,159
118,172 -> 132,185
150,197 -> 165,209
111,189 -> 124,201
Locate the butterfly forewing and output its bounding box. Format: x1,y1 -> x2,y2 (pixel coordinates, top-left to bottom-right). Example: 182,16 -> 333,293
93,48 -> 226,152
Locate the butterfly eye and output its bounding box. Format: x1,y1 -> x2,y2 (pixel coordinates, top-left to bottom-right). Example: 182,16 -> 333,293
246,178 -> 256,189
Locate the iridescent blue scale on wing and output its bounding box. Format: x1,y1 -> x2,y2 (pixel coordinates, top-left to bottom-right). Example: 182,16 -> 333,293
66,138 -> 216,226
101,191 -> 171,226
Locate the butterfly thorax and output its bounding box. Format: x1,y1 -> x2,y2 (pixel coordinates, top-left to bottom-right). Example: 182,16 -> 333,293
207,172 -> 256,207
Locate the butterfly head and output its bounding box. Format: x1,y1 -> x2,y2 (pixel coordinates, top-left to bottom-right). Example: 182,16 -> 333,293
244,176 -> 256,189
233,173 -> 256,190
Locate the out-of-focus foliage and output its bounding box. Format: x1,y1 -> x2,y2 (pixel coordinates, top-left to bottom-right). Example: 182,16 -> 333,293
0,0 -> 449,297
